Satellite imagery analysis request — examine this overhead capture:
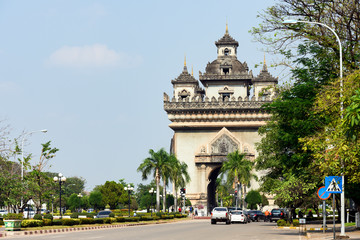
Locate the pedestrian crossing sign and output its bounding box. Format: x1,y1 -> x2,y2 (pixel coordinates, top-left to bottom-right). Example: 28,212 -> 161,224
325,176 -> 342,193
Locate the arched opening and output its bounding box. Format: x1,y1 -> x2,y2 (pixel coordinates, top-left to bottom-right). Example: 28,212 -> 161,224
207,166 -> 222,214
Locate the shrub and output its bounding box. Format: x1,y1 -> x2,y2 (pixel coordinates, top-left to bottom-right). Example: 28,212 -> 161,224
277,219 -> 287,226
43,219 -> 52,226
79,218 -> 95,225
86,213 -> 96,218
124,217 -> 140,222
160,215 -> 174,219
140,216 -> 153,221
94,218 -> 104,224
34,214 -> 42,220
21,219 -> 44,228
109,212 -> 115,218
3,213 -> 23,220
52,219 -> 62,225
0,219 -> 4,225
292,219 -> 299,227
62,218 -> 80,226
104,217 -> 116,223
71,212 -> 79,218
116,217 -> 125,222
43,214 -> 53,220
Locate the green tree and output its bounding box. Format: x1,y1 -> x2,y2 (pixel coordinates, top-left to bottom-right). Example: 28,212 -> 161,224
169,154 -> 190,212
245,190 -> 262,210
251,0 -> 360,71
301,71 -> 360,211
89,191 -> 103,210
98,181 -> 125,209
137,148 -> 171,212
67,193 -> 82,212
27,141 -> 59,214
220,150 -> 257,208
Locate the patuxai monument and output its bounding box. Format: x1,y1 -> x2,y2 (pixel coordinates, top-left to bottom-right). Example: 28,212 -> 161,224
163,25 -> 278,215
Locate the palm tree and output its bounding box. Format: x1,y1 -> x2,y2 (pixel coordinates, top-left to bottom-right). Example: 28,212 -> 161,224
169,154 -> 190,211
220,150 -> 257,208
137,148 -> 171,212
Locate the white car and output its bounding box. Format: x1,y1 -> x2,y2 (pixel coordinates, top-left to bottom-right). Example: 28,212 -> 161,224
230,210 -> 247,223
0,209 -> 8,216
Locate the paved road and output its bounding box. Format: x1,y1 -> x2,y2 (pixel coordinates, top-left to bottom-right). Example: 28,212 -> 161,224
4,220 -> 306,240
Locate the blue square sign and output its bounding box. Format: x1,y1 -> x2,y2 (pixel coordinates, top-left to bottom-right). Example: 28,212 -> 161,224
325,176 -> 342,193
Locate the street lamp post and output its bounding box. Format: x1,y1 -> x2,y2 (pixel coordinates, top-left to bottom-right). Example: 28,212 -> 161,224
149,188 -> 155,216
20,129 -> 47,208
282,19 -> 345,236
53,173 -> 66,218
77,193 -> 83,212
124,184 -> 134,217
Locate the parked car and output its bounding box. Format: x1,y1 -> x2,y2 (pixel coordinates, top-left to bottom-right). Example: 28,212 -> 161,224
211,207 -> 231,224
270,208 -> 287,222
248,210 -> 265,222
95,210 -> 112,218
0,209 -> 8,216
23,208 -> 35,219
229,210 -> 247,224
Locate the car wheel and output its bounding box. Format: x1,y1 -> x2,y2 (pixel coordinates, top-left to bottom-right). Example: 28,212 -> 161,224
226,220 -> 230,225
211,220 -> 216,224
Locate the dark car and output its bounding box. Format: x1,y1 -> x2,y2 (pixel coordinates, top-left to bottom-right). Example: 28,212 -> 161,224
248,210 -> 265,222
95,210 -> 112,218
270,208 -> 287,222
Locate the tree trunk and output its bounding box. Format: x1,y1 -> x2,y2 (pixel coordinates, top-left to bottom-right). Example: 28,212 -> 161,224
243,185 -> 247,209
163,178 -> 166,212
156,168 -> 160,212
173,182 -> 177,212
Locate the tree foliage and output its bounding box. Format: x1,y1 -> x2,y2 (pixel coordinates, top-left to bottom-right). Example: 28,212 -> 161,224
245,190 -> 262,210
251,0 -> 360,71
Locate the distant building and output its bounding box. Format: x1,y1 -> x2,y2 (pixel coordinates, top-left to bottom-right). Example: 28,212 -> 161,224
163,25 -> 277,214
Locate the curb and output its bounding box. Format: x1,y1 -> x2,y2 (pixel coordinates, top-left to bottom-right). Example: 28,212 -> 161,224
0,223 -> 147,238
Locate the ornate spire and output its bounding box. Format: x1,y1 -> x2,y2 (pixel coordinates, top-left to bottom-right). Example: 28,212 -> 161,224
183,55 -> 188,72
191,65 -> 194,76
226,21 -> 228,35
262,53 -> 268,72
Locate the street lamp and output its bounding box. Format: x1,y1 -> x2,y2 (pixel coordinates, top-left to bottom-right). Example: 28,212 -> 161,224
282,19 -> 345,236
149,188 -> 156,216
124,184 -> 134,217
77,193 -> 83,212
20,129 -> 47,207
53,173 -> 66,217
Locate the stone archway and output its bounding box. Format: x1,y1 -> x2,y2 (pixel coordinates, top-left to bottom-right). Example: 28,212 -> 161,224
207,166 -> 222,213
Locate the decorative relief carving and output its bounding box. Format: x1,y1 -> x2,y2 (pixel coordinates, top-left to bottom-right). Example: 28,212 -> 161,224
211,134 -> 238,154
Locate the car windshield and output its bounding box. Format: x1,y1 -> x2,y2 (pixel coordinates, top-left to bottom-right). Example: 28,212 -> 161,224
99,211 -> 111,215
272,210 -> 281,213
214,208 -> 227,211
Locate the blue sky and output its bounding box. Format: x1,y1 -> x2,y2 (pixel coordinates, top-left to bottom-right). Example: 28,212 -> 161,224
0,0 -> 282,191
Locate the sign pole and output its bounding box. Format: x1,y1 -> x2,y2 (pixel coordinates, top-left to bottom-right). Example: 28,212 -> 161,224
323,200 -> 326,234
333,193 -> 336,240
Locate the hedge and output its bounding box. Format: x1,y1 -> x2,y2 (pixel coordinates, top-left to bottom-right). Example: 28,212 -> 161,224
21,220 -> 44,228
292,219 -> 299,227
116,217 -> 125,222
62,218 -> 80,226
79,218 -> 95,225
94,218 -> 104,224
124,217 -> 140,222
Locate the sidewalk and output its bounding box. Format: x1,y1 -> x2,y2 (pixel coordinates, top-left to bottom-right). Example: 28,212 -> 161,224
279,223 -> 360,239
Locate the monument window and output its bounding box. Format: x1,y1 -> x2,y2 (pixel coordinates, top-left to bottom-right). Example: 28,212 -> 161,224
224,48 -> 230,56
222,93 -> 231,101
223,68 -> 229,75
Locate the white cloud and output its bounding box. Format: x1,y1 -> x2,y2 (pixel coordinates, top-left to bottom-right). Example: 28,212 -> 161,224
47,44 -> 142,68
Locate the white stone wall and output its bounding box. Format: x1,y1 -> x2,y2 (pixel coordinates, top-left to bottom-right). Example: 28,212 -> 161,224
173,128 -> 265,206
205,85 -> 248,99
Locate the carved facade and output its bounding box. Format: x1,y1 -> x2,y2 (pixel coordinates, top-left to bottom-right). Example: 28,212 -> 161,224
163,26 -> 277,214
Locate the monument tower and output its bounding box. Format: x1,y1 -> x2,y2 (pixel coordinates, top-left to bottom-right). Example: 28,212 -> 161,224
163,25 -> 278,214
